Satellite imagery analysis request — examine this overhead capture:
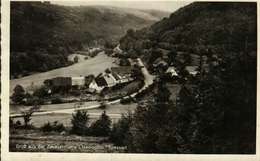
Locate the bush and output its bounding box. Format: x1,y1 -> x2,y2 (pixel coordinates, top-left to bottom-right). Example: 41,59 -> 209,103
120,97 -> 133,104
11,84 -> 25,104
99,102 -> 106,109
10,119 -> 22,129
51,97 -> 63,104
24,96 -> 44,106
33,85 -> 50,98
70,90 -> 81,96
41,122 -> 52,132
41,121 -> 66,133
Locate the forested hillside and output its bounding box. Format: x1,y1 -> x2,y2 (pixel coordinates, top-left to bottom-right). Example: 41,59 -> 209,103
10,2 -> 168,78
118,2 -> 257,153
120,2 -> 256,66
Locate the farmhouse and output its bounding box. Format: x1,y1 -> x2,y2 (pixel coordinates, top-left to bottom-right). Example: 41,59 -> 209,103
89,76 -> 107,92
43,66 -> 135,93
103,74 -> 117,87
111,67 -> 133,83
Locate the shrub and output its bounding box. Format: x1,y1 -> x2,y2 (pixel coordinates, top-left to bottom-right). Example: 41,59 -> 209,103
74,56 -> 79,63
15,120 -> 22,126
120,97 -> 133,104
99,102 -> 107,109
41,122 -> 52,132
53,121 -> 66,132
24,96 -> 44,106
11,84 -> 25,104
33,85 -> 50,98
51,97 -> 63,104
41,121 -> 66,133
105,68 -> 111,73
70,90 -> 81,96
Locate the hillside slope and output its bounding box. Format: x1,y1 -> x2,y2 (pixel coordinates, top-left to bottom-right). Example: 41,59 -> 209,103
120,2 -> 256,65
119,2 -> 257,153
10,2 -> 169,77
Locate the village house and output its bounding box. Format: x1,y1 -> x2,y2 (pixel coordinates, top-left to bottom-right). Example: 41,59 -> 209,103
72,76 -> 85,89
166,66 -> 178,77
103,73 -> 117,87
152,57 -> 168,68
89,76 -> 107,92
185,66 -> 199,76
111,67 -> 134,83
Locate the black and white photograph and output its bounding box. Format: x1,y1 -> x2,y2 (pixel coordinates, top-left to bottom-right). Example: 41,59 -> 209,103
6,0 -> 257,156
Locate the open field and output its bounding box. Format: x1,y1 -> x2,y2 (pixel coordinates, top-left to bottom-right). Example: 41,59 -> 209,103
10,53 -> 118,94
12,103 -> 137,127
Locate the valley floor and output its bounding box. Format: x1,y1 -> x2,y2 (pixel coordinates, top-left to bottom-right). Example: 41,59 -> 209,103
10,52 -> 118,95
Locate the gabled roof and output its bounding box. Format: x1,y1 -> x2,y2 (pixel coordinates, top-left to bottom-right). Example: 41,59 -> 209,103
85,75 -> 95,86
103,74 -> 116,85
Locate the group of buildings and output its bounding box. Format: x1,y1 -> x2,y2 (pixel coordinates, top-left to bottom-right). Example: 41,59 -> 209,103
44,66 -> 134,93
165,66 -> 199,78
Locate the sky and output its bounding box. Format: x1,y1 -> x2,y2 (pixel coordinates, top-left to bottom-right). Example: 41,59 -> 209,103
51,1 -> 192,12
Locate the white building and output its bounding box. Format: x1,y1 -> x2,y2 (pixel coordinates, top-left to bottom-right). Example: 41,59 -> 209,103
103,74 -> 117,87
166,67 -> 178,77
185,66 -> 199,76
72,77 -> 85,87
89,79 -> 104,92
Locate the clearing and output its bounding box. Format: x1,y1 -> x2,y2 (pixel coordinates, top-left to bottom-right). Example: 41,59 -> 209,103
10,52 -> 118,94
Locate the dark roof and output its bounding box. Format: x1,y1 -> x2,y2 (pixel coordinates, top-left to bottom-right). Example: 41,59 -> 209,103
85,75 -> 95,86
95,76 -> 107,87
111,67 -> 132,76
52,77 -> 72,86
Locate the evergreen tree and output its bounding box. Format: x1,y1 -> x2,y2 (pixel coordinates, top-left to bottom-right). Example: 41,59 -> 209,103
71,110 -> 89,135
128,81 -> 178,153
90,111 -> 111,136
110,112 -> 133,146
175,49 -> 256,153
